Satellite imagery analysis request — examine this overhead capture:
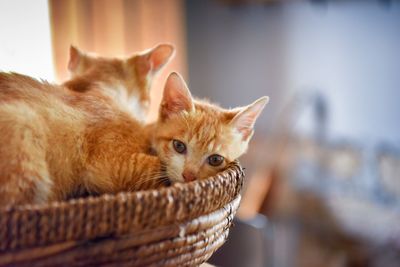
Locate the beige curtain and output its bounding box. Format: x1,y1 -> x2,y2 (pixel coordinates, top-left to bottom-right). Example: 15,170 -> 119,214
49,0 -> 187,121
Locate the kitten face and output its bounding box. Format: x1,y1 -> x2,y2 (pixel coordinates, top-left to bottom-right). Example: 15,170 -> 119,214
67,44 -> 174,119
153,73 -> 268,183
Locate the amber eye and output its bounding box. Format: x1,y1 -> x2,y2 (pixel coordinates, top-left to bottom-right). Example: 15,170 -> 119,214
208,154 -> 224,167
173,140 -> 186,154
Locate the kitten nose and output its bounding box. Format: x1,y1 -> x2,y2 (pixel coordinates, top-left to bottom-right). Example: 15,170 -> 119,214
182,170 -> 196,182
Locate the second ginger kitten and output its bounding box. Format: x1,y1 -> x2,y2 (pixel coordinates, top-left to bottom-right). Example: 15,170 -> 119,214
0,44 -> 174,206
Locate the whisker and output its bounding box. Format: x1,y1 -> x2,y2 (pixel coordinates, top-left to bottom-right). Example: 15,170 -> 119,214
131,171 -> 169,190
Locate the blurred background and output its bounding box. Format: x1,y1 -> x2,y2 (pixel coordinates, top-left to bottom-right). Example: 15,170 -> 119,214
1,0 -> 400,266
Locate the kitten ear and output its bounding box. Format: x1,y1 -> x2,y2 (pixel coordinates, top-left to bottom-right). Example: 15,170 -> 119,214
230,96 -> 269,140
68,45 -> 83,73
148,43 -> 175,71
135,43 -> 175,77
160,72 -> 194,120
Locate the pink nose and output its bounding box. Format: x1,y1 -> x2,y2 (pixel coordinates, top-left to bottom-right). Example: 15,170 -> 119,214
182,170 -> 196,182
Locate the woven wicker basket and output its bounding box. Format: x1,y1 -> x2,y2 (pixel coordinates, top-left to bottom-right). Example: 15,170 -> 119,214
0,161 -> 244,267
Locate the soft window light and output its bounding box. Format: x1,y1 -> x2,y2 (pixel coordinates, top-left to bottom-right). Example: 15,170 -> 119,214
0,0 -> 54,81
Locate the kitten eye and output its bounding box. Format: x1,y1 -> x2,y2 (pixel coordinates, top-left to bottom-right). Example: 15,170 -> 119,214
208,154 -> 224,167
173,140 -> 186,154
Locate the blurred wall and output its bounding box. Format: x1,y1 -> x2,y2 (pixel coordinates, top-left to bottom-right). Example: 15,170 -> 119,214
284,1 -> 400,145
186,0 -> 400,145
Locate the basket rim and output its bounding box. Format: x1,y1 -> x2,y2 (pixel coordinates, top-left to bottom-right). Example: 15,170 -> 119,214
0,161 -> 243,213
0,161 -> 244,252
0,196 -> 241,265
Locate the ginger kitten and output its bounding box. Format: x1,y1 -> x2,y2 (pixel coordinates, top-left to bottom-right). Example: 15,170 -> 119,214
0,45 -> 174,206
152,73 -> 269,183
65,44 -> 175,120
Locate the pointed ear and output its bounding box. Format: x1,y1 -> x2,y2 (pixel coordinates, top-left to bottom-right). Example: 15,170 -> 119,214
68,45 -> 83,72
149,43 -> 175,71
135,43 -> 175,77
160,72 -> 194,120
230,96 -> 269,140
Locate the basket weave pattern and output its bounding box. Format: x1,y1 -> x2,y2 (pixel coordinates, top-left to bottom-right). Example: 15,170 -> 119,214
0,161 -> 244,266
